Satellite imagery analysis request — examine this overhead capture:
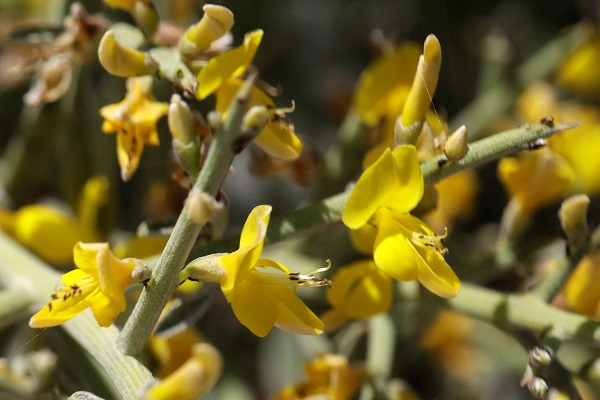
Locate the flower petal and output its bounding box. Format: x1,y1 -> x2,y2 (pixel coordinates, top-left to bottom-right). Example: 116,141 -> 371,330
219,205 -> 271,301
327,259 -> 392,318
343,148 -> 396,230
270,285 -> 323,335
372,210 -> 419,281
216,79 -> 302,160
197,30 -> 263,100
230,276 -> 279,337
353,44 -> 421,126
383,145 -> 424,213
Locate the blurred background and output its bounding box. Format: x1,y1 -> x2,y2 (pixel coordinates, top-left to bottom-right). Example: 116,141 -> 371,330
1,0 -> 600,399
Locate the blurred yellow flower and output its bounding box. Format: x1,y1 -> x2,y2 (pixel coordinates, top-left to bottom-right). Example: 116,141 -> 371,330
556,30 -> 600,99
0,177 -> 109,265
563,251 -> 600,319
497,148 -> 575,215
29,242 -> 145,327
515,81 -> 600,195
100,76 -> 169,181
353,43 -> 421,127
273,354 -> 365,400
321,259 -> 392,329
343,145 -> 460,298
142,343 -> 222,400
217,205 -> 329,337
216,78 -> 303,161
149,326 -> 204,379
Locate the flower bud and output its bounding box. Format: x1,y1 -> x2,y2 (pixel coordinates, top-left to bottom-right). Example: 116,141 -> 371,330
400,34 -> 442,132
24,55 -> 73,107
528,346 -> 552,368
443,125 -> 469,162
527,377 -> 549,399
132,0 -> 159,39
178,5 -> 234,56
558,194 -> 590,253
98,30 -> 157,77
242,105 -> 269,133
185,190 -> 218,226
169,94 -> 194,144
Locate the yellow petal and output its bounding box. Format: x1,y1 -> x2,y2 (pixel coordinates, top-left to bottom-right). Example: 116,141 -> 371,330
353,44 -> 421,126
219,205 -> 271,301
416,252 -> 460,298
89,291 -> 123,327
564,252 -> 600,317
270,285 -> 323,335
179,4 -> 234,55
196,30 -> 263,99
98,30 -> 154,77
342,148 -> 396,230
348,223 -> 376,255
383,145 -> 424,213
498,149 -> 576,213
230,276 -> 279,337
327,259 -> 392,318
253,119 -> 303,161
29,282 -> 98,328
372,211 -> 420,282
142,343 -> 222,400
14,205 -> 79,265
400,35 -> 442,128
215,79 -> 303,160
116,128 -> 146,182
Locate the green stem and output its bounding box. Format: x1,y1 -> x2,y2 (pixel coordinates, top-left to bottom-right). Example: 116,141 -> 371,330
443,283 -> 600,348
117,76 -> 256,356
0,231 -> 152,400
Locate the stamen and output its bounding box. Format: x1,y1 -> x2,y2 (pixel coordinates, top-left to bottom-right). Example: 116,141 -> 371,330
251,260 -> 332,288
411,228 -> 449,255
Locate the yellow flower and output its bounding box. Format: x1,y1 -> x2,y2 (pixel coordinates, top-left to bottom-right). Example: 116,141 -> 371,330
353,43 -> 421,127
142,343 -> 222,400
100,76 -> 169,181
217,205 -> 329,337
273,354 -> 365,400
2,205 -> 80,266
0,177 -> 109,266
555,29 -> 600,99
343,145 -> 460,298
322,259 -> 392,329
29,242 -> 147,327
563,251 -> 600,318
216,78 -> 303,160
196,29 -> 263,100
515,82 -> 600,195
149,326 -> 204,379
103,0 -> 136,11
497,148 -> 576,214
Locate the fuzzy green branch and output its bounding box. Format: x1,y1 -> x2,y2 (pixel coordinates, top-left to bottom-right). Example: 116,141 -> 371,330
443,283 -> 600,348
117,75 -> 256,356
